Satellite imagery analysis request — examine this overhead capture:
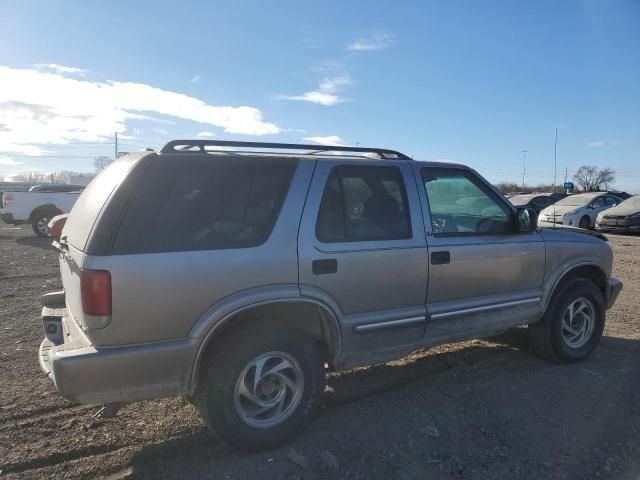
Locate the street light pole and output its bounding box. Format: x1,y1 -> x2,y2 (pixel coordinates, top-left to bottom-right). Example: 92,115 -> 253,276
522,150 -> 527,190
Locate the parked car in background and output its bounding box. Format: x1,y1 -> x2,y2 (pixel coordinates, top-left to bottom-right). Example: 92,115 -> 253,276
508,193 -> 557,214
29,184 -> 86,193
595,195 -> 640,233
538,192 -> 622,229
39,140 -> 622,451
0,183 -> 33,217
1,187 -> 83,236
605,190 -> 631,201
548,192 -> 569,202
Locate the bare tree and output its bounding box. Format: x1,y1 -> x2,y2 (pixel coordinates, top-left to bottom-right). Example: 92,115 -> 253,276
48,171 -> 80,184
495,182 -> 521,194
573,166 -> 615,192
12,171 -> 49,184
12,170 -> 85,185
93,156 -> 113,172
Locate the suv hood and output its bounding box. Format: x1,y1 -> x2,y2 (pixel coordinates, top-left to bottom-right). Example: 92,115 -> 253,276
540,225 -> 608,241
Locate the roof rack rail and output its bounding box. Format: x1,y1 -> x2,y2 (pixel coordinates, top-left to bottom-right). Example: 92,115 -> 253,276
160,140 -> 411,160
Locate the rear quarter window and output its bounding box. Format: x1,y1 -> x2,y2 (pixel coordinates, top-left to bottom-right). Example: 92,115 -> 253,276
64,154 -> 142,250
112,155 -> 297,254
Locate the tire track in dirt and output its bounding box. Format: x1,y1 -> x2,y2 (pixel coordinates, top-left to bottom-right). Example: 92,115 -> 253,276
0,404 -> 97,431
0,341 -> 527,477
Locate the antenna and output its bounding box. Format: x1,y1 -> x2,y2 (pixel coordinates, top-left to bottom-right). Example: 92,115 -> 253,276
552,128 -> 558,230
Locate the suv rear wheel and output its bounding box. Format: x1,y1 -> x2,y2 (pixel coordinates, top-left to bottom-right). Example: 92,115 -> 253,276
528,278 -> 605,362
196,325 -> 324,451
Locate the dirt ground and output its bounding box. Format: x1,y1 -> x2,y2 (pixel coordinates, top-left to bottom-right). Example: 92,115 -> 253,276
1,225 -> 639,480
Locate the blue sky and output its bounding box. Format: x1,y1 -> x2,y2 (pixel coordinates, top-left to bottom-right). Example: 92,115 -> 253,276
0,0 -> 638,191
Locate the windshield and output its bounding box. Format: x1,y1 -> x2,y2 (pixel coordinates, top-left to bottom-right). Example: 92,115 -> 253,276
555,194 -> 596,207
619,195 -> 640,208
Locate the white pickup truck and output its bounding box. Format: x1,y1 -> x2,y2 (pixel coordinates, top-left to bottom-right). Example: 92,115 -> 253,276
1,185 -> 84,236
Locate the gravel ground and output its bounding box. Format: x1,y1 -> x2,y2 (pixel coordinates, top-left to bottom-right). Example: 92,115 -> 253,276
0,225 -> 639,479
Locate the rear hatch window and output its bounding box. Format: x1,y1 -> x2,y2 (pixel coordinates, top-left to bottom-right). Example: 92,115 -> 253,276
63,154 -> 142,251
112,155 -> 297,254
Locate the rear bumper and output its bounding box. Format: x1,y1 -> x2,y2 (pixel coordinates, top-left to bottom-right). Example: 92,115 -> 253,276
1,212 -> 15,224
39,298 -> 197,404
606,278 -> 623,310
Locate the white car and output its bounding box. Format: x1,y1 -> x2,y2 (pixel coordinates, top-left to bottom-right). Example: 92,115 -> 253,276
538,192 -> 622,229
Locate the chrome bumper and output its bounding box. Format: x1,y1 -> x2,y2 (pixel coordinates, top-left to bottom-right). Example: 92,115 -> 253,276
606,278 -> 623,310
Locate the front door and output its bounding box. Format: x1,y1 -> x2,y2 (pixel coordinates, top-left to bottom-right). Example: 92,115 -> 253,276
298,160 -> 429,357
415,165 -> 546,342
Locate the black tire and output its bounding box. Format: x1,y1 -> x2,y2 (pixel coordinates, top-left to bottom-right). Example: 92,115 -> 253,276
528,278 -> 605,363
195,325 -> 324,451
579,215 -> 591,229
31,209 -> 59,237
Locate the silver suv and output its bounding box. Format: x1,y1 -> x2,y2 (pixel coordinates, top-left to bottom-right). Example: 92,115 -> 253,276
40,140 -> 622,450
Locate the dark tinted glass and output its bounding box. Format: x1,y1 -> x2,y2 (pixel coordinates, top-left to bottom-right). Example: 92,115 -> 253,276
316,165 -> 411,242
113,156 -> 296,254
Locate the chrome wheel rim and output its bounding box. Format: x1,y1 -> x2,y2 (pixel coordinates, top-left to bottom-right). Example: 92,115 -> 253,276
561,297 -> 595,349
37,217 -> 50,235
233,351 -> 304,428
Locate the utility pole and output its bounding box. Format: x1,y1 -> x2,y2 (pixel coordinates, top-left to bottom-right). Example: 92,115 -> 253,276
115,132 -> 118,159
553,128 -> 558,192
522,150 -> 527,190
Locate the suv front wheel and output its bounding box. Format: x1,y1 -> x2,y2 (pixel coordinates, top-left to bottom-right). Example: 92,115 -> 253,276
195,325 -> 324,451
529,278 -> 605,362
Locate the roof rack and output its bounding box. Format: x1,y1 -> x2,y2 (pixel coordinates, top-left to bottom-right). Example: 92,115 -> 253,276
160,140 -> 411,160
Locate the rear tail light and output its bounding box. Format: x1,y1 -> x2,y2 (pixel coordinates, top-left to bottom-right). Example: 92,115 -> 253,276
3,194 -> 13,207
81,269 -> 112,328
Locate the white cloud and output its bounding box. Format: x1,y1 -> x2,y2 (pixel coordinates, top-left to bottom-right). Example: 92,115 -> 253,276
282,74 -> 352,106
153,127 -> 169,135
196,131 -> 215,137
0,156 -> 22,166
304,135 -> 346,146
347,33 -> 395,51
191,75 -> 201,83
587,140 -> 605,148
35,63 -> 88,77
0,65 -> 280,155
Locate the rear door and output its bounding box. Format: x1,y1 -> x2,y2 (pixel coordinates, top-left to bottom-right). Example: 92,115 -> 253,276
298,160 -> 428,353
414,165 -> 545,342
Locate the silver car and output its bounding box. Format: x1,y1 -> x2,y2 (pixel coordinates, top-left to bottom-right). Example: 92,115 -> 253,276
538,192 -> 622,229
40,140 -> 623,450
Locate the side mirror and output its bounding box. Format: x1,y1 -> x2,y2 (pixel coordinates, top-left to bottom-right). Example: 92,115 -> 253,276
516,207 -> 537,233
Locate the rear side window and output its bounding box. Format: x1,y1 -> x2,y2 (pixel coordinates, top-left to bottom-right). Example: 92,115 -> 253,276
64,154 -> 140,250
112,156 -> 296,254
316,165 -> 411,242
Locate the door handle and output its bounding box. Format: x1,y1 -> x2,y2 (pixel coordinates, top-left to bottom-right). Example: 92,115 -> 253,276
312,259 -> 338,275
431,251 -> 450,265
